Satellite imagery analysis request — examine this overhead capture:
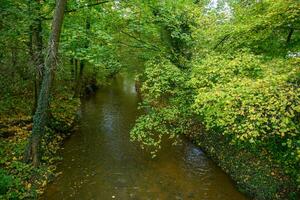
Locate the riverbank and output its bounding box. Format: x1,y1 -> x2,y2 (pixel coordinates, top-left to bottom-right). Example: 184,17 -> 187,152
187,125 -> 299,200
0,81 -> 80,199
131,58 -> 300,200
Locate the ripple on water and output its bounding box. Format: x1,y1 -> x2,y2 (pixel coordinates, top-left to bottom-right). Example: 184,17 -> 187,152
42,74 -> 247,200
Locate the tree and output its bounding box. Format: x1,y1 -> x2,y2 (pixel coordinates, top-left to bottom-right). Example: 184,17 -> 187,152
29,0 -> 44,114
24,0 -> 68,166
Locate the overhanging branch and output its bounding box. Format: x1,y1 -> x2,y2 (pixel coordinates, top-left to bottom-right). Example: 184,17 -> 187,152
65,1 -> 111,13
42,1 -> 111,20
213,34 -> 230,50
120,30 -> 161,51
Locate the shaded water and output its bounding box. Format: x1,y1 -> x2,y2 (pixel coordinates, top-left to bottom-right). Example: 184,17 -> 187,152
43,74 -> 247,200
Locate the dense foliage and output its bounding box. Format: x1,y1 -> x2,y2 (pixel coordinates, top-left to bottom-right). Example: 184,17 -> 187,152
1,0 -> 299,199
0,0 -> 122,198
128,0 -> 300,198
191,53 -> 300,181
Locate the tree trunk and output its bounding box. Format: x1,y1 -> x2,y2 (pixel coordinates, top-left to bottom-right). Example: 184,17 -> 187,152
24,0 -> 67,167
70,58 -> 74,80
74,16 -> 90,97
11,46 -> 17,76
286,28 -> 294,47
74,59 -> 78,81
32,15 -> 44,114
74,60 -> 84,97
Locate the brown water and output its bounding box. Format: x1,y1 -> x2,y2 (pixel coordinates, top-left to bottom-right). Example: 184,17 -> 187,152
42,73 -> 247,200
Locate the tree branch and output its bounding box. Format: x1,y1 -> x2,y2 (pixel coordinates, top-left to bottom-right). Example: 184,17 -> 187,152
120,30 -> 161,51
114,41 -> 160,51
42,1 -> 111,20
65,1 -> 111,13
213,34 -> 230,50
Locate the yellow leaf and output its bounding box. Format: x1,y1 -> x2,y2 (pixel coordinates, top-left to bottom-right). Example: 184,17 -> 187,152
26,183 -> 32,189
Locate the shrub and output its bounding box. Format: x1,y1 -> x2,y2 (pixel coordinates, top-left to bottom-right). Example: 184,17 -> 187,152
190,53 -> 300,182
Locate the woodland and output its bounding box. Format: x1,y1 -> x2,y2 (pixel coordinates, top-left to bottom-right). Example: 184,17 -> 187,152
0,0 -> 300,199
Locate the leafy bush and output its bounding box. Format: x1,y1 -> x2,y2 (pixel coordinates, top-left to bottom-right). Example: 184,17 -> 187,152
131,59 -> 193,156
190,53 -> 300,182
132,52 -> 300,188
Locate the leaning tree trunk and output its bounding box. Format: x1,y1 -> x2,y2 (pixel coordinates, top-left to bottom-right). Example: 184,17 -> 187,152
24,0 -> 67,167
32,11 -> 44,114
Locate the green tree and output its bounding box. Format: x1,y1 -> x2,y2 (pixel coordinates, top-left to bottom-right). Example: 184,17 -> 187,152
24,0 -> 68,166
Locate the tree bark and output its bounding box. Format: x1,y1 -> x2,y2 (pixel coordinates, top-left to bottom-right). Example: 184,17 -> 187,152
24,0 -> 68,167
74,59 -> 78,81
11,44 -> 18,76
32,9 -> 44,114
286,28 -> 294,46
70,58 -> 74,80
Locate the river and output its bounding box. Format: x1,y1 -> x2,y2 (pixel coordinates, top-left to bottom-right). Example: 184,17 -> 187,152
42,73 -> 247,200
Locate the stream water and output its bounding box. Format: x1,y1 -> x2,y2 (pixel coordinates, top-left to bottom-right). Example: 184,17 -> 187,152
42,73 -> 247,200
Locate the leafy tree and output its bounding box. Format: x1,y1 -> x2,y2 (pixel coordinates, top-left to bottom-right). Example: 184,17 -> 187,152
130,1 -> 300,197
24,0 -> 68,166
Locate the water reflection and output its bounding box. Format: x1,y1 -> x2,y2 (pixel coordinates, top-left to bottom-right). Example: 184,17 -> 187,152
42,73 -> 247,200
